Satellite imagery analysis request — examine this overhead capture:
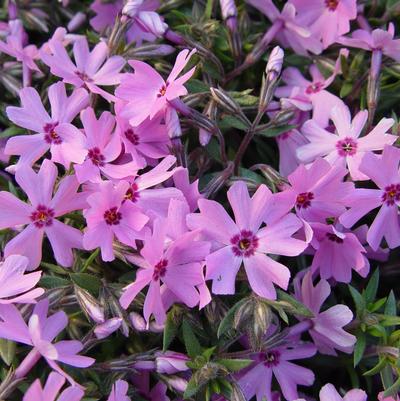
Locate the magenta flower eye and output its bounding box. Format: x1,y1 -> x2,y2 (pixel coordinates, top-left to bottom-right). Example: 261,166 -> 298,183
296,192 -> 314,209
326,232 -> 344,244
262,350 -> 280,367
336,137 -> 358,156
152,259 -> 168,281
124,128 -> 139,145
305,82 -> 323,94
325,0 -> 339,11
103,207 -> 122,225
230,230 -> 259,257
88,147 -> 106,166
30,205 -> 55,228
382,184 -> 400,206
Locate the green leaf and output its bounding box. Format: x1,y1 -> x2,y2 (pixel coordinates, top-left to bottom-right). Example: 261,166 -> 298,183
385,291 -> 397,316
365,269 -> 379,304
276,289 -> 314,318
363,357 -> 387,376
217,359 -> 253,372
182,318 -> 202,358
354,332 -> 366,367
81,249 -> 100,273
202,346 -> 217,362
70,273 -> 101,296
0,339 -> 15,366
41,262 -> 69,275
219,115 -> 249,131
349,285 -> 366,316
183,375 -> 201,399
0,126 -> 25,138
163,311 -> 178,351
380,315 -> 400,327
256,124 -> 297,138
381,364 -> 394,390
185,79 -> 210,93
383,375 -> 400,398
217,298 -> 248,338
40,276 -> 70,289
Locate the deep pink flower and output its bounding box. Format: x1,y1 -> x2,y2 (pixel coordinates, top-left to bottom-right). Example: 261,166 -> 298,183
23,372 -> 84,401
340,145 -> 400,250
83,180 -> 148,261
40,37 -> 125,102
291,0 -> 357,48
0,255 -> 44,304
295,383 -> 367,401
0,299 -> 94,385
108,379 -> 130,401
294,271 -> 356,354
188,181 -> 307,299
298,103 -> 396,180
0,160 -> 85,270
238,342 -> 316,401
73,107 -> 140,183
6,82 -> 89,168
116,48 -> 196,126
119,217 -> 210,324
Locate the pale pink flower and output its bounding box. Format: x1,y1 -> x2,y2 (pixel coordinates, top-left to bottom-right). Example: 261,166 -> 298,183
108,379 -> 130,401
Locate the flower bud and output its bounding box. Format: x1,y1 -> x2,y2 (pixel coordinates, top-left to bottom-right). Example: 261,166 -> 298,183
130,311 -> 147,331
75,285 -> 105,324
67,12 -> 86,32
127,44 -> 175,58
266,46 -> 284,82
163,375 -> 188,392
155,351 -> 189,374
122,0 -> 145,17
220,0 -> 237,21
94,318 -> 122,339
166,106 -> 182,140
136,11 -> 168,38
210,87 -> 241,115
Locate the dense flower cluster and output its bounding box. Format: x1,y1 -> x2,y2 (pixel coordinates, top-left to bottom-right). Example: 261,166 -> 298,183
0,0 -> 399,400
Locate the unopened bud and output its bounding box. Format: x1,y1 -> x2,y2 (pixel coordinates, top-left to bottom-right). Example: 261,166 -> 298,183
251,300 -> 272,350
75,286 -> 105,324
149,320 -> 165,333
166,107 -> 182,139
163,375 -> 187,392
67,12 -> 86,32
155,351 -> 189,374
127,44 -> 175,58
136,11 -> 168,37
210,87 -> 241,115
130,311 -> 147,331
266,46 -> 284,82
122,0 -> 145,17
220,0 -> 237,21
94,317 -> 122,339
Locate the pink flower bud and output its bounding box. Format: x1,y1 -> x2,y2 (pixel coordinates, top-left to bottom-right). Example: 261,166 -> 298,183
129,312 -> 146,331
94,318 -> 122,339
266,46 -> 284,81
122,0 -> 145,17
165,107 -> 182,139
67,12 -> 86,32
219,0 -> 237,20
155,351 -> 189,374
136,11 -> 168,38
164,376 -> 187,392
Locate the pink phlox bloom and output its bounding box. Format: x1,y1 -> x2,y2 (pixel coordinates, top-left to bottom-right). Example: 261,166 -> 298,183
40,27 -> 85,55
83,179 -> 149,262
119,217 -> 210,324
338,23 -> 400,61
187,181 -> 307,299
319,383 -> 366,401
0,299 -> 94,385
246,0 -> 322,55
40,37 -> 125,102
275,158 -> 354,224
23,372 -> 84,401
107,379 -> 131,401
116,48 -> 196,126
132,371 -> 170,401
309,223 -> 369,282
6,82 -> 89,168
290,0 -> 357,48
173,166 -> 203,212
294,271 -> 356,355
275,49 -> 349,127
74,108 -> 140,183
298,103 -> 396,180
238,341 -> 316,401
90,0 -> 161,45
115,100 -> 170,168
353,224 -> 390,262
0,254 -> 44,304
339,145 -> 400,250
0,159 -> 85,270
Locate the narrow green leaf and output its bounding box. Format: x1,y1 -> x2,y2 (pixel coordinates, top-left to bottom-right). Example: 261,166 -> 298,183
349,285 -> 366,316
385,291 -> 397,316
217,358 -> 253,372
365,269 -> 379,304
40,276 -> 70,289
0,339 -> 15,366
70,273 -> 101,296
183,375 -> 201,399
354,332 -> 366,367
363,357 -> 387,376
217,298 -> 248,338
163,312 -> 178,351
383,375 -> 400,398
276,289 -> 314,318
256,124 -> 297,138
182,318 -> 202,358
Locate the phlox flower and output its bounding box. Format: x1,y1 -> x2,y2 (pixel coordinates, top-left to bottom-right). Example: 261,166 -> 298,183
238,342 -> 316,401
6,82 -> 89,168
116,48 -> 196,126
0,254 -> 44,304
309,223 -> 369,282
298,103 -> 396,180
294,271 -> 356,355
188,181 -> 307,299
23,372 -> 84,401
274,158 -> 354,224
132,371 -> 170,401
108,379 -> 130,401
295,383 -> 367,401
275,49 -> 349,128
290,0 -> 357,48
0,160 -> 85,270
119,217 -> 210,324
340,145 -> 400,250
40,37 -> 125,102
83,180 -> 148,261
173,168 -> 202,212
73,107 -> 140,183
0,299 -> 94,384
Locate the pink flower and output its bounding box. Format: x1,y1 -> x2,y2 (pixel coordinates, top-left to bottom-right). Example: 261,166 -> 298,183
107,379 -> 130,401
238,342 -> 316,401
298,103 -> 396,180
299,383 -> 367,401
378,392 -> 400,401
275,158 -> 354,223
0,160 -> 85,270
309,223 -> 369,282
173,167 -> 202,212
116,48 -> 196,126
275,49 -> 349,128
40,37 -> 125,102
294,271 -> 356,355
246,0 -> 322,55
83,180 -> 148,262
0,255 -> 44,304
23,372 -> 84,401
340,145 -> 400,250
119,217 -> 210,324
6,82 -> 89,168
338,23 -> 400,62
291,0 -> 357,48
73,107 -> 140,183
132,372 -> 170,401
0,299 -> 94,384
188,181 -> 307,299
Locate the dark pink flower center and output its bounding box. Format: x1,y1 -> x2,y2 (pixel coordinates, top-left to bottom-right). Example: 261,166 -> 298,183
43,122 -> 62,144
157,82 -> 169,98
261,350 -> 280,367
231,230 -> 259,257
88,147 -> 105,166
125,128 -> 139,145
104,207 -> 121,225
296,192 -> 314,209
124,183 -> 140,203
75,71 -> 93,82
382,184 -> 400,206
30,205 -> 55,228
153,259 -> 168,281
326,232 -> 344,243
325,0 -> 339,11
336,138 -> 358,156
306,82 -> 323,94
